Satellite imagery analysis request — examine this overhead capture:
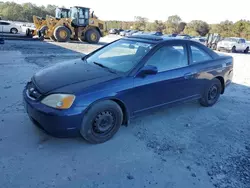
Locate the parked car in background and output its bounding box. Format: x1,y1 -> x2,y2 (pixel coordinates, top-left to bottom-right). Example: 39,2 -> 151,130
109,28 -> 124,35
132,31 -> 144,35
176,34 -> 192,39
148,31 -> 163,36
125,30 -> 138,36
0,20 -> 20,34
120,30 -> 131,36
217,37 -> 249,53
109,28 -> 119,34
23,34 -> 234,144
192,37 -> 206,45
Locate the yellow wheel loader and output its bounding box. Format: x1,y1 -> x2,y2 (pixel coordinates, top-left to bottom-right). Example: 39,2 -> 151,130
32,8 -> 70,40
45,6 -> 105,44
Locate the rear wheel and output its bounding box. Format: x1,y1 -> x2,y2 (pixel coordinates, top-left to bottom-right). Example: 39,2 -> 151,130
54,26 -> 71,42
10,28 -> 18,34
244,47 -> 249,54
199,78 -> 222,107
80,100 -> 123,144
85,29 -> 100,44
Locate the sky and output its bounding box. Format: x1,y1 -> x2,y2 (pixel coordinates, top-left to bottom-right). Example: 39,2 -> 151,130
3,0 -> 250,23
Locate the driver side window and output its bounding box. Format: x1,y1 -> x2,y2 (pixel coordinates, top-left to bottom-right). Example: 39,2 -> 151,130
145,44 -> 188,72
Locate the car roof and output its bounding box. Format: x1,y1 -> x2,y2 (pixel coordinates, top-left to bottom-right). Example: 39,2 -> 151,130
123,34 -> 191,44
122,34 -> 219,58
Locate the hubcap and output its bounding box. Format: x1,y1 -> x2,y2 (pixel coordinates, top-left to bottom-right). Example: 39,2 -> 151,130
93,111 -> 115,134
59,30 -> 67,39
208,85 -> 218,100
90,33 -> 97,41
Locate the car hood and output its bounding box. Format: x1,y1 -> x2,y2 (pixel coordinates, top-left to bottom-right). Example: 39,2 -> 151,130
32,59 -> 119,94
219,41 -> 235,46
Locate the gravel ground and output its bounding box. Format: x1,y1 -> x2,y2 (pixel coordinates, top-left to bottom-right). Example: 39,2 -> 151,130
0,36 -> 249,188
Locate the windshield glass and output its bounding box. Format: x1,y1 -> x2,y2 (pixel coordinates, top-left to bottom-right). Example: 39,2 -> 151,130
70,7 -> 78,19
86,40 -> 154,73
56,9 -> 68,18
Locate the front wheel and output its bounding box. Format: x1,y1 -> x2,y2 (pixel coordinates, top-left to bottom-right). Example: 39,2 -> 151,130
231,46 -> 236,53
80,100 -> 123,144
54,26 -> 71,42
199,78 -> 222,107
85,29 -> 100,44
244,47 -> 249,54
10,28 -> 18,34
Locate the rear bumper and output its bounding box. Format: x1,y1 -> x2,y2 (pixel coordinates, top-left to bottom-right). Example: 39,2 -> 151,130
23,90 -> 84,137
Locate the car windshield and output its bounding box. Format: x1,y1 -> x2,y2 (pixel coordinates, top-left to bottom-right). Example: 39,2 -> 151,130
86,40 -> 154,73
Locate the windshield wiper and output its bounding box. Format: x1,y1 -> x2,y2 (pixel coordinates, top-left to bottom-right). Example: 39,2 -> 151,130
93,62 -> 117,74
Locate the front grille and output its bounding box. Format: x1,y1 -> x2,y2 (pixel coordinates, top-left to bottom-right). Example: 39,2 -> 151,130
26,82 -> 42,100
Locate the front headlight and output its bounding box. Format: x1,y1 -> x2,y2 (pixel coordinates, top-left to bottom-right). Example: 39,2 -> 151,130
41,94 -> 75,109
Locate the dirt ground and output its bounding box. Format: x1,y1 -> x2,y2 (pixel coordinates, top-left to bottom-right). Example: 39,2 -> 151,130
0,36 -> 249,188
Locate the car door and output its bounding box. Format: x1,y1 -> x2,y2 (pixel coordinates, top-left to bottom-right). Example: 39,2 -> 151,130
235,39 -> 242,51
239,39 -> 246,51
0,22 -> 5,32
132,41 -> 200,114
0,22 -> 9,32
188,43 -> 215,95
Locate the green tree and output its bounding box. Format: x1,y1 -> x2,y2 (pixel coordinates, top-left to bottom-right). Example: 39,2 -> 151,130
233,20 -> 250,38
165,15 -> 182,34
134,16 -> 148,30
184,20 -> 209,36
177,22 -> 186,33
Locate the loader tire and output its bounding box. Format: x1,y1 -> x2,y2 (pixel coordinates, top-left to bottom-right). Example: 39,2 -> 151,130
37,25 -> 48,41
85,29 -> 100,44
54,26 -> 71,42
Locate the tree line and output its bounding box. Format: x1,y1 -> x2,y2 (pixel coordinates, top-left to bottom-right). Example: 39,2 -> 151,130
107,15 -> 250,39
1,1 -> 250,39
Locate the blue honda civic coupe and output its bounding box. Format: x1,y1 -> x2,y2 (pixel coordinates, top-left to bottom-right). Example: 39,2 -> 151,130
23,35 -> 233,143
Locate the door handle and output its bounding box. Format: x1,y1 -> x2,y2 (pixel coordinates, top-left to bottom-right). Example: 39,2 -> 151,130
184,72 -> 197,79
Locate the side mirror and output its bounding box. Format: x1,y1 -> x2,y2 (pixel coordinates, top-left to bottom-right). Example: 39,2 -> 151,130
137,65 -> 158,77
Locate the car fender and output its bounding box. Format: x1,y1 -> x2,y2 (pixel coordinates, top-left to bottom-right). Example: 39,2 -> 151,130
82,96 -> 130,125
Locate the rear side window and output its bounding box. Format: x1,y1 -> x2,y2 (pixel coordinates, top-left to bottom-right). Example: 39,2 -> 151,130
0,22 -> 10,25
191,45 -> 212,64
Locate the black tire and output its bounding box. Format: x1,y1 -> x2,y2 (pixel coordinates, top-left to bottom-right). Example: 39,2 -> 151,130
38,25 -> 48,40
10,28 -> 18,34
231,46 -> 236,53
80,100 -> 123,144
85,29 -> 100,44
199,78 -> 222,107
54,26 -> 71,42
244,47 -> 249,54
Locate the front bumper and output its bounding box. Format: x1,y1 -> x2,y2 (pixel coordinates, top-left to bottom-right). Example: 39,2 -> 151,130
23,90 -> 84,137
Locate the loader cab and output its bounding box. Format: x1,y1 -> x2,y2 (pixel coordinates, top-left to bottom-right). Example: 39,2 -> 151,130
70,6 -> 90,27
55,8 -> 70,19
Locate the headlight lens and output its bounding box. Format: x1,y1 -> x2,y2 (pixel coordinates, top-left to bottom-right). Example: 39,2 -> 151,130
41,94 -> 75,109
